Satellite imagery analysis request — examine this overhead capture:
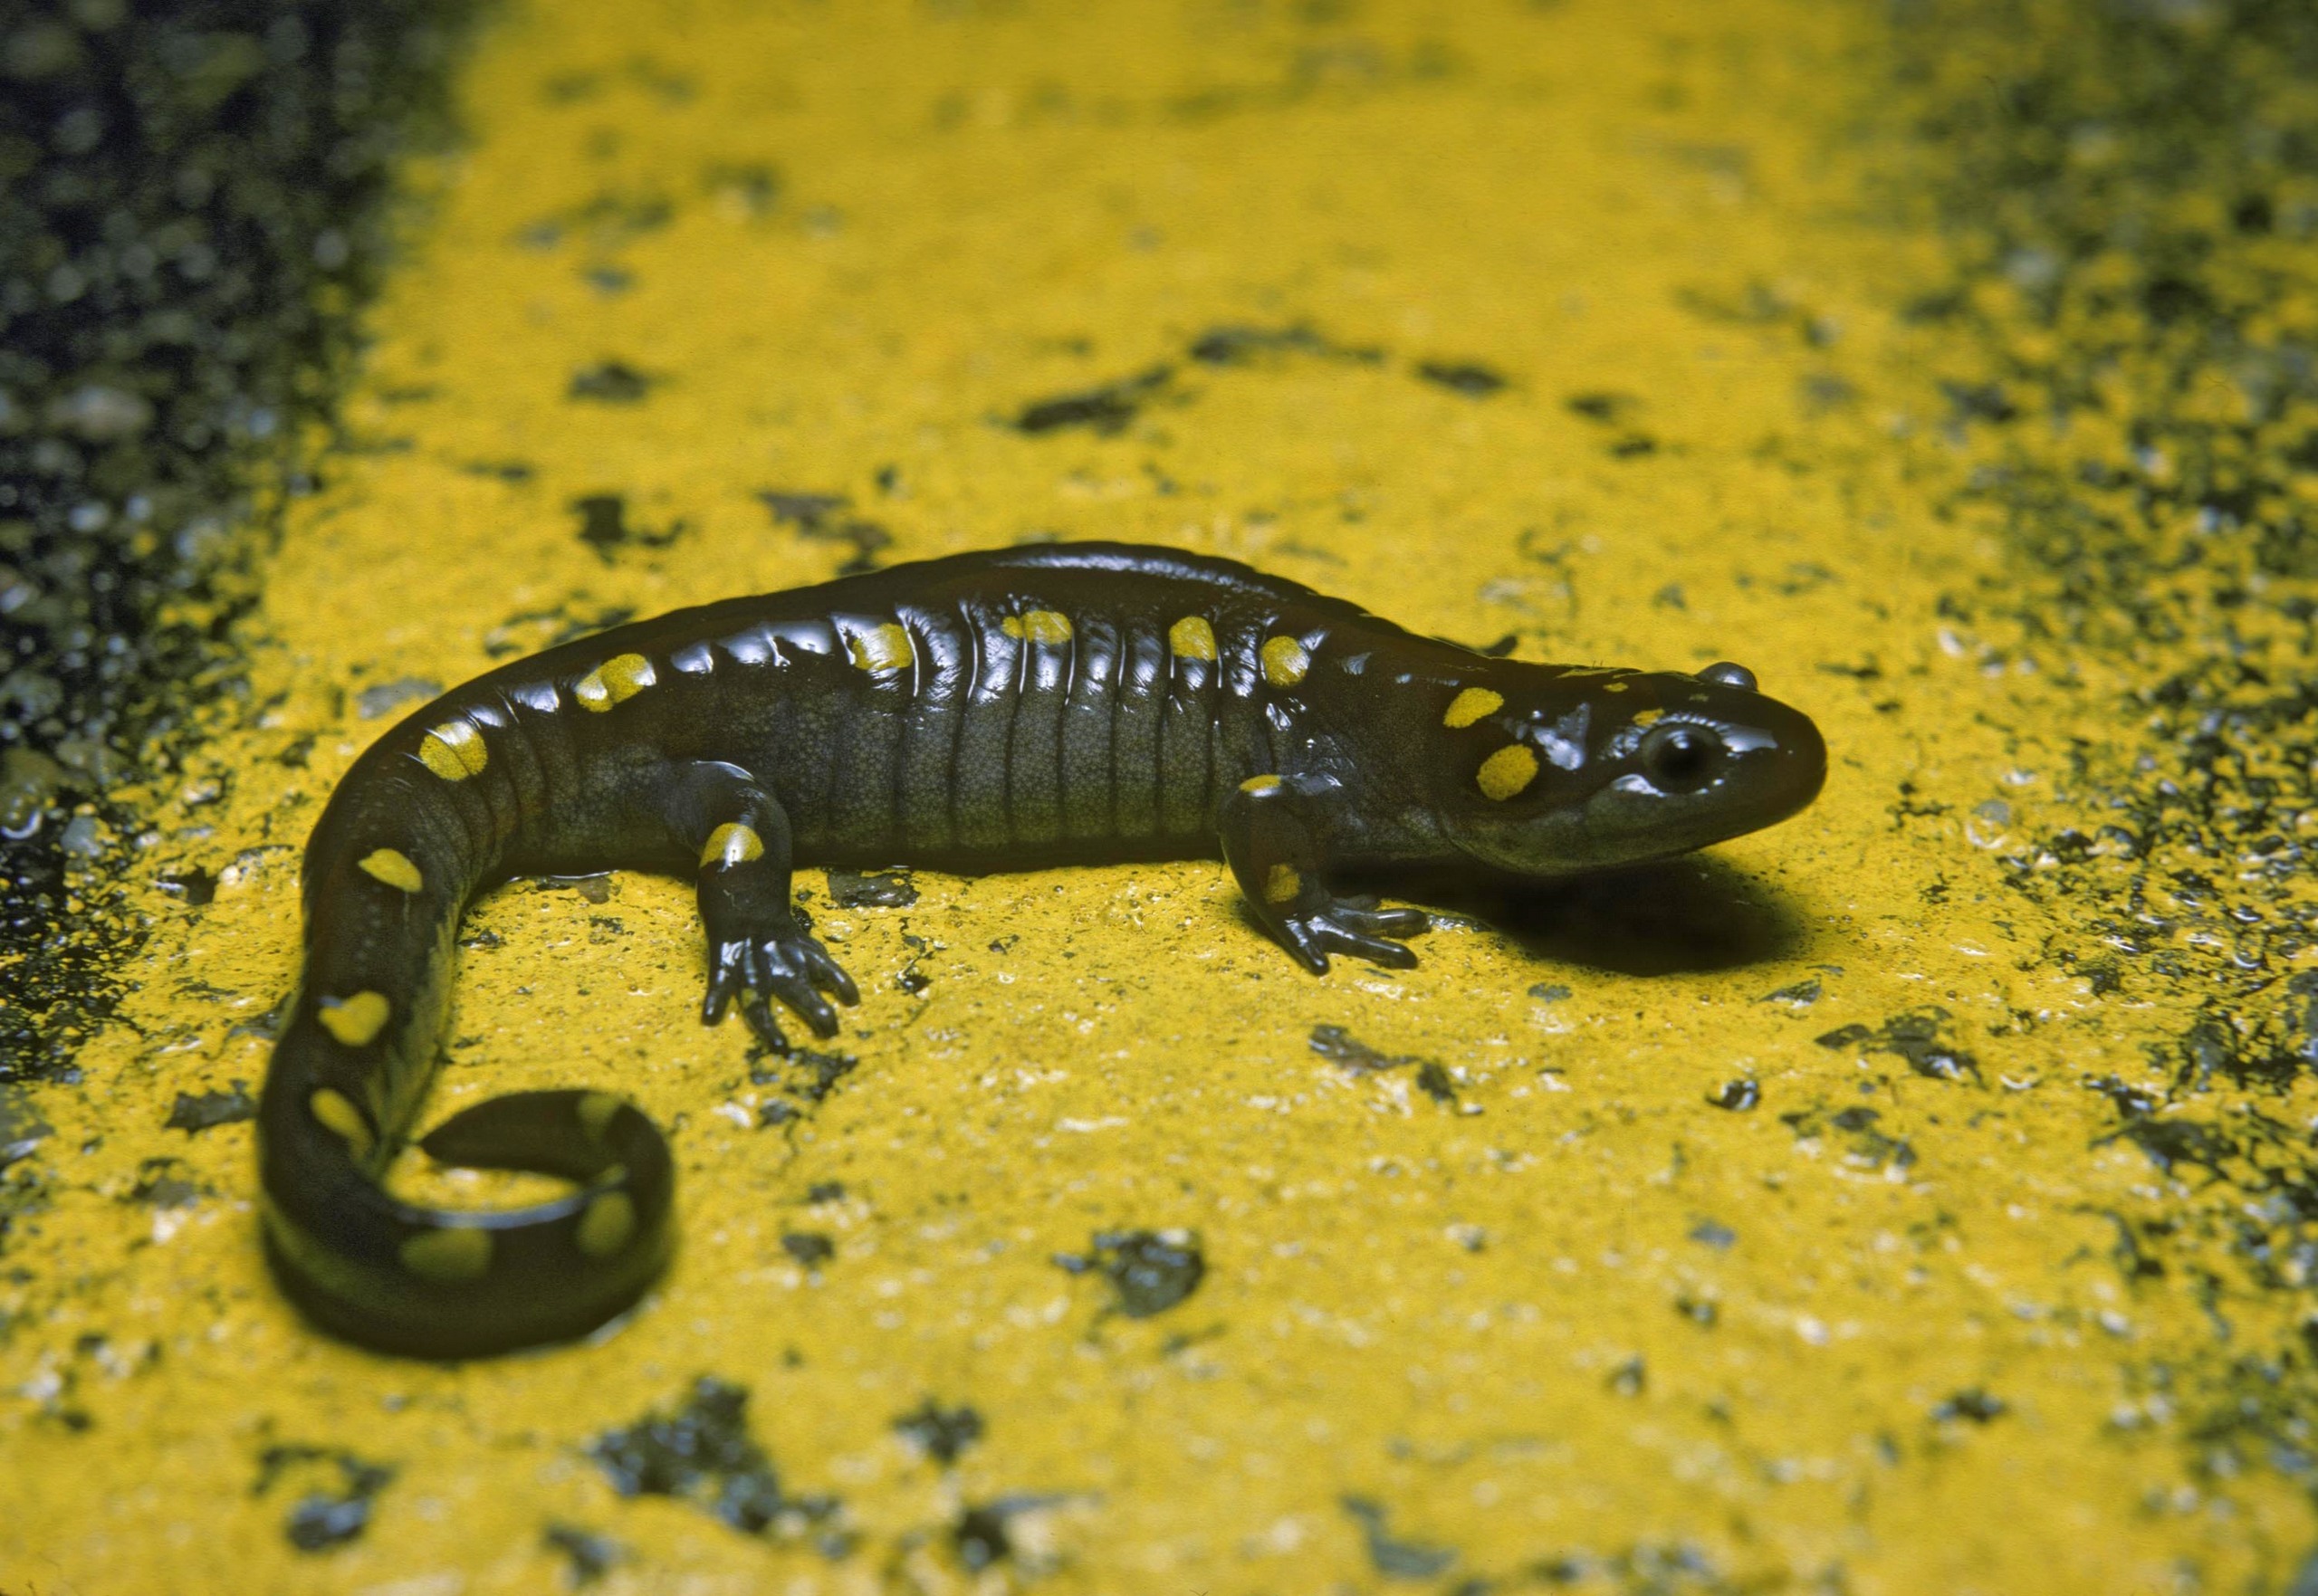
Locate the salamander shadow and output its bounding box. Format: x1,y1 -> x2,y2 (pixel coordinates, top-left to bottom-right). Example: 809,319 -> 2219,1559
1384,853 -> 1811,979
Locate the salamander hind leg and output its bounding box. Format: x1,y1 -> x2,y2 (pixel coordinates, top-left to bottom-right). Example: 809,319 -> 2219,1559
679,762 -> 860,1050
1219,775 -> 1430,974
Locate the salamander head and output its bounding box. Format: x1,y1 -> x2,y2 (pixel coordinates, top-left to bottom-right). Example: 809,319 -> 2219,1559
1434,659 -> 1825,875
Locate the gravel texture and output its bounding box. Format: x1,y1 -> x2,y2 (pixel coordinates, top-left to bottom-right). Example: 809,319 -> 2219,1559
0,0 -> 474,1080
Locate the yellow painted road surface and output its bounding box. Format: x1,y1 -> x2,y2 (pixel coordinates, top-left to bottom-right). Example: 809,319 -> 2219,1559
9,1 -> 2318,1591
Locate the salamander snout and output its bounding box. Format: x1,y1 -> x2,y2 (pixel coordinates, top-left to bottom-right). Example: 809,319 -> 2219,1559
1437,661 -> 1826,876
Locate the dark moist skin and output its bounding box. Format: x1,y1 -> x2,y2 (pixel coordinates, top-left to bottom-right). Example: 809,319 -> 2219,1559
258,543 -> 1826,1356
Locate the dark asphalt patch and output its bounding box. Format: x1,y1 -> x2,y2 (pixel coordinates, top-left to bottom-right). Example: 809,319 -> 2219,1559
0,0 -> 481,1083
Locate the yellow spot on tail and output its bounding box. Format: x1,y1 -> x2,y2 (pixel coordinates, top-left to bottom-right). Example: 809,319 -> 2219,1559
1443,687 -> 1504,729
316,990 -> 390,1047
576,1191 -> 637,1258
1264,863 -> 1302,904
578,1092 -> 622,1142
847,621 -> 915,674
700,821 -> 764,869
1240,774 -> 1283,794
574,651 -> 656,712
418,719 -> 488,781
1261,635 -> 1310,688
308,1088 -> 374,1161
358,848 -> 423,893
1001,609 -> 1073,645
1633,707 -> 1664,727
1477,743 -> 1541,801
400,1227 -> 493,1283
1169,615 -> 1216,662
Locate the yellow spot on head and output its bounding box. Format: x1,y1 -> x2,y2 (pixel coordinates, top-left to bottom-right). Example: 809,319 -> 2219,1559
1477,743 -> 1541,801
1169,615 -> 1217,662
846,621 -> 915,674
400,1227 -> 493,1284
574,652 -> 656,712
308,1088 -> 374,1161
316,990 -> 390,1047
418,719 -> 488,781
1633,707 -> 1663,728
1604,680 -> 1628,693
1443,687 -> 1504,729
1261,636 -> 1311,689
578,1092 -> 622,1142
700,821 -> 764,869
1240,774 -> 1283,795
1001,609 -> 1073,645
576,1191 -> 637,1258
1263,863 -> 1302,904
358,848 -> 423,893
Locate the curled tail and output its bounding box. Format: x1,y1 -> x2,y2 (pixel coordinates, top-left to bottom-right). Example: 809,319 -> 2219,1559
256,702 -> 674,1358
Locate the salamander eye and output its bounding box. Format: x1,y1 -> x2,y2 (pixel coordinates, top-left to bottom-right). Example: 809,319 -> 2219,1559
1640,724 -> 1723,793
1697,660 -> 1758,691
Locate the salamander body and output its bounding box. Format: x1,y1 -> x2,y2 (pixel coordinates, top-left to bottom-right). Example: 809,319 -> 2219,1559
257,542 -> 1825,1355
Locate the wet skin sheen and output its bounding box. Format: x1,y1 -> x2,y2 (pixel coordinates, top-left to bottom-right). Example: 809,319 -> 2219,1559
256,543 -> 1827,1356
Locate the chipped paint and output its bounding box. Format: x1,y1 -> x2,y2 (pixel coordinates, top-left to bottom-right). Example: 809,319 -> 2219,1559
7,1 -> 2318,1592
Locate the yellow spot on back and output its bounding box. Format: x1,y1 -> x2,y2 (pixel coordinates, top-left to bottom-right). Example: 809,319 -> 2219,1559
847,621 -> 915,674
1264,863 -> 1302,904
576,1191 -> 637,1258
1261,635 -> 1310,688
1477,743 -> 1541,801
700,821 -> 764,869
400,1227 -> 493,1283
578,1091 -> 622,1142
316,990 -> 390,1047
1443,687 -> 1504,729
1240,774 -> 1283,794
308,1088 -> 374,1161
1169,615 -> 1216,662
1002,609 -> 1073,645
358,848 -> 423,893
418,719 -> 488,780
574,651 -> 656,712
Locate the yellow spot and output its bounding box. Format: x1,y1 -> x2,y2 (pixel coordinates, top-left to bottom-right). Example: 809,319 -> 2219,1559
1001,609 -> 1073,645
576,1191 -> 637,1258
1261,635 -> 1310,688
700,821 -> 764,869
316,990 -> 390,1047
400,1227 -> 493,1284
357,848 -> 423,893
308,1088 -> 374,1161
574,651 -> 656,712
578,1092 -> 622,1142
418,719 -> 488,781
847,621 -> 915,674
1477,743 -> 1541,801
1443,687 -> 1504,729
1263,863 -> 1302,904
1633,707 -> 1663,727
1604,680 -> 1629,693
1169,615 -> 1217,662
1240,774 -> 1283,795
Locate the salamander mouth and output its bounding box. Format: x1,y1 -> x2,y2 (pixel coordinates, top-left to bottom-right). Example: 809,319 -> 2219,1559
1588,709 -> 1827,860
1457,703 -> 1825,876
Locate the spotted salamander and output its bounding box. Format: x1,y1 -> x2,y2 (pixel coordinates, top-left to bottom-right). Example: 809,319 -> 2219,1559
258,543 -> 1825,1356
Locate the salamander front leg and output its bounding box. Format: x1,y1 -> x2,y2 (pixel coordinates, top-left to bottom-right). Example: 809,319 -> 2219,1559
676,763 -> 860,1050
1218,775 -> 1430,974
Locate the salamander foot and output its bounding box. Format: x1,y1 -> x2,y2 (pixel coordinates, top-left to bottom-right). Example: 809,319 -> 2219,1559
702,929 -> 860,1050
